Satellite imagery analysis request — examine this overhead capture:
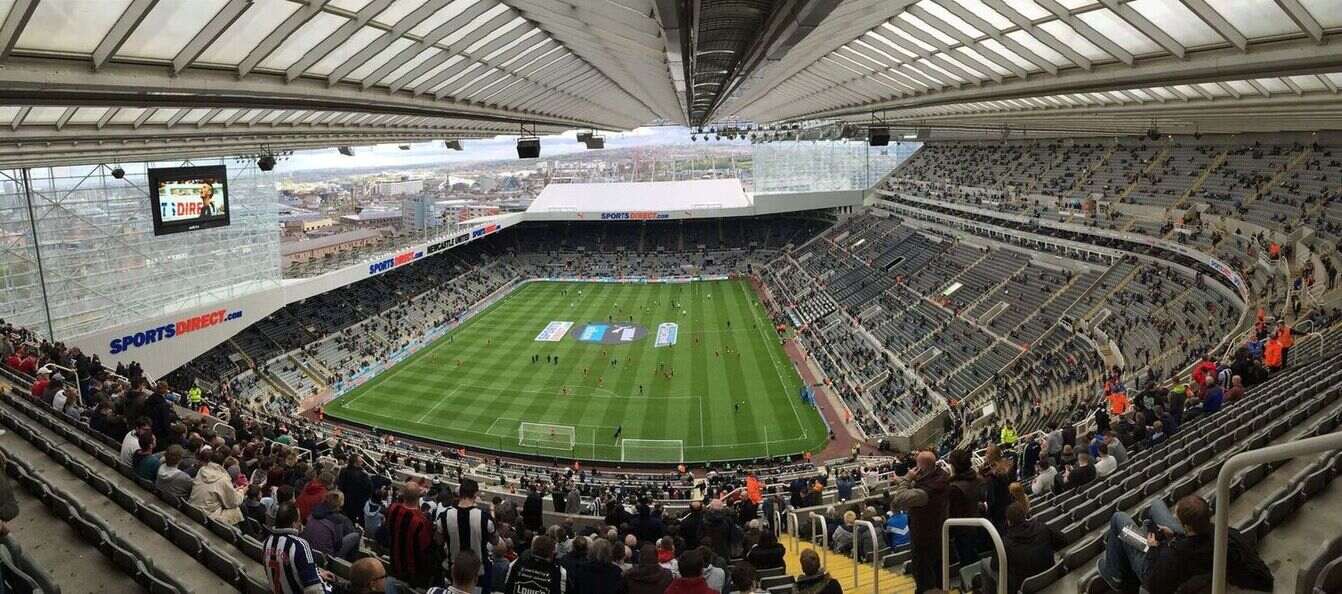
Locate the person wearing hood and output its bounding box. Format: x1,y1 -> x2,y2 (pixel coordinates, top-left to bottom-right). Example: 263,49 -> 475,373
188,447 -> 244,525
302,490 -> 361,561
296,471 -> 333,523
623,543 -> 673,594
985,502 -> 1064,593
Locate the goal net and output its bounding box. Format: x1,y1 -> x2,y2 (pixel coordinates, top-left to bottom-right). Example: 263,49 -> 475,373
620,439 -> 685,463
518,422 -> 576,451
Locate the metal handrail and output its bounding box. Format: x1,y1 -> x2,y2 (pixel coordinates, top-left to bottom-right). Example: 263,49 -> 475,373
942,518 -> 1007,594
810,514 -> 829,570
854,519 -> 881,592
1212,431 -> 1342,593
772,508 -> 783,537
788,512 -> 800,553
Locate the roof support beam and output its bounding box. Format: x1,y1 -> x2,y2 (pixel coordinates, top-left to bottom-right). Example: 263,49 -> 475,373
0,0 -> 39,62
905,5 -> 1024,80
133,108 -> 157,129
96,107 -> 120,129
885,18 -> 995,84
1215,81 -> 1240,99
1280,76 -> 1303,96
323,0 -> 453,85
285,0 -> 395,83
359,0 -> 497,90
164,108 -> 190,128
1032,0 -> 1133,66
1244,79 -> 1271,98
1178,0 -> 1247,51
92,0 -> 159,71
196,108 -> 222,128
172,0 -> 253,75
54,107 -> 77,130
238,0 -> 332,78
9,107 -> 29,131
941,0 -> 1066,74
1098,0 -> 1185,59
1274,0 -> 1324,44
1319,75 -> 1338,93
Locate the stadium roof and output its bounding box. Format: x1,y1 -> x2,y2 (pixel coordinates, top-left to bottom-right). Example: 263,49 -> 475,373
0,0 -> 1340,165
528,179 -> 751,214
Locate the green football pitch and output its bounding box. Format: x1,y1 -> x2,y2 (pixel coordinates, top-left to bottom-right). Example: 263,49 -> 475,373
324,279 -> 829,463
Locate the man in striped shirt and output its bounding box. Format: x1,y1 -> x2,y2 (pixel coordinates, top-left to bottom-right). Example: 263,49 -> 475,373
387,481 -> 435,588
438,478 -> 498,593
263,503 -> 333,594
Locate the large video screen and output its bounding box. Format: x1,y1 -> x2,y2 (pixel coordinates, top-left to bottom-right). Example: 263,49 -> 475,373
149,165 -> 230,236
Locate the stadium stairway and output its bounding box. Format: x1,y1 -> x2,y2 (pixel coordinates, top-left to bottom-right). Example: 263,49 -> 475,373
0,395 -> 264,592
775,532 -> 921,594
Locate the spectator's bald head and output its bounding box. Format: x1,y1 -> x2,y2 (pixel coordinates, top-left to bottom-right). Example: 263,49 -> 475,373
348,558 -> 386,593
916,450 -> 936,470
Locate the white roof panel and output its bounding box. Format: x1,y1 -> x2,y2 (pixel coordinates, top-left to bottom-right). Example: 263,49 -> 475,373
529,179 -> 752,215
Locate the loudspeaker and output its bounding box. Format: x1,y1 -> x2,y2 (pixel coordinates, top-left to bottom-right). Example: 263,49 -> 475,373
337,146 -> 354,156
869,127 -> 890,146
517,137 -> 540,159
584,136 -> 604,149
576,131 -> 593,143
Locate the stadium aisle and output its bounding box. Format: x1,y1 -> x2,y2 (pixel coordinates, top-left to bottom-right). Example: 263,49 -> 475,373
776,533 -> 921,594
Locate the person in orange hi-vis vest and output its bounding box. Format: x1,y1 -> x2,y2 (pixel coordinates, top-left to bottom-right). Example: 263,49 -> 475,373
1275,321 -> 1293,368
1264,336 -> 1283,370
746,473 -> 763,504
1107,389 -> 1128,416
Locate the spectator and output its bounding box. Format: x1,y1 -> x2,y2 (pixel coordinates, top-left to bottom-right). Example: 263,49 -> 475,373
666,548 -> 715,594
574,538 -> 621,594
1226,375 -> 1246,402
364,486 -> 387,541
296,472 -> 333,523
697,545 -> 727,593
302,490 -> 361,561
624,542 -> 674,594
1031,459 -> 1057,496
744,530 -> 785,571
1200,377 -> 1224,414
241,486 -> 268,536
1094,443 -> 1118,477
155,445 -> 194,502
0,451 -> 18,541
132,432 -> 161,482
884,509 -> 909,549
429,549 -> 481,594
656,536 -> 678,577
347,557 -> 389,594
504,534 -> 568,594
336,456 -> 373,524
1061,453 -> 1097,491
523,484 -> 544,532
438,478 -> 497,592
1104,431 -> 1128,466
945,449 -> 984,567
1099,495 -> 1272,593
890,450 -> 947,593
386,482 -> 435,588
729,562 -> 764,594
793,548 -> 842,594
263,503 -> 333,594
119,418 -> 151,466
985,502 -> 1064,593
831,511 -> 856,554
189,447 -> 244,525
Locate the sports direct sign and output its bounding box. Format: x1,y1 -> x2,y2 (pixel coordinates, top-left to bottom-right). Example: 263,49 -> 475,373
534,321 -> 574,342
368,249 -> 423,275
600,211 -> 670,221
109,308 -> 243,354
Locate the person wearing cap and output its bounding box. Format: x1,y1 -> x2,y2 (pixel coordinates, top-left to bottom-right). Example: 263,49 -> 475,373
29,368 -> 49,401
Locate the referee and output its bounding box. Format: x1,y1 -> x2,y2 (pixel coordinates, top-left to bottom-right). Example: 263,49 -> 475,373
437,478 -> 498,592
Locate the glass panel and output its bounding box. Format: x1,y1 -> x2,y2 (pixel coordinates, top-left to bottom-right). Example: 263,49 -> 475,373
409,0 -> 478,36
483,27 -> 541,61
880,23 -> 936,52
145,108 -> 178,124
0,106 -> 20,125
176,108 -> 210,124
1075,8 -> 1160,55
752,139 -> 919,194
118,0 -> 227,60
1326,73 -> 1342,88
957,47 -> 1010,77
197,0 -> 300,65
952,0 -> 1013,31
110,107 -> 145,124
465,17 -> 526,53
428,62 -> 482,94
916,0 -> 984,37
1289,75 -> 1325,92
15,0 -> 132,53
1299,0 -> 1342,27
23,107 -> 66,124
898,13 -> 955,46
1126,0 -> 1222,47
371,0 -> 424,27
1204,0 -> 1295,38
1005,30 -> 1069,66
0,1 -> 11,26
1128,88 -> 1154,101
307,26 -> 383,75
210,108 -> 239,124
69,107 -> 109,124
443,3 -> 511,46
979,37 -> 1037,71
348,38 -> 415,80
1171,84 -> 1201,98
400,52 -> 458,88
852,38 -> 902,65
1199,83 -> 1228,97
1036,21 -> 1109,60
862,33 -> 915,61
1055,0 -> 1089,8
259,12 -> 347,71
915,58 -> 963,84
939,53 -> 985,80
1227,80 -> 1256,95
380,48 -> 447,87
330,0 -> 375,11
1009,0 -> 1051,21
1256,78 -> 1289,93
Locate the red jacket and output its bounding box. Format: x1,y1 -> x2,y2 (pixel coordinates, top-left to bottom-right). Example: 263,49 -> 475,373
295,480 -> 328,523
665,577 -> 716,594
1192,360 -> 1217,387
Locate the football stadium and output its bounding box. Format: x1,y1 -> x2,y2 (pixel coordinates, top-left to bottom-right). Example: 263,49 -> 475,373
0,1 -> 1341,594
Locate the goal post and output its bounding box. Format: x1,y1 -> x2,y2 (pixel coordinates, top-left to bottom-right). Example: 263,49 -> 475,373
620,439 -> 685,463
518,422 -> 576,451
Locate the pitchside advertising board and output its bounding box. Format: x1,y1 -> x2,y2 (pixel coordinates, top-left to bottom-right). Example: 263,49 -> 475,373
149,165 -> 230,236
533,321 -> 680,345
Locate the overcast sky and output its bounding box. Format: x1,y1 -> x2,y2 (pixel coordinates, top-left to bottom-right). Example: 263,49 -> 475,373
284,125 -> 747,171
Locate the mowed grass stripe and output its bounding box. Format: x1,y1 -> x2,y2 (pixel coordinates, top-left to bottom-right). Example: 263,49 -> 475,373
326,280 -> 828,463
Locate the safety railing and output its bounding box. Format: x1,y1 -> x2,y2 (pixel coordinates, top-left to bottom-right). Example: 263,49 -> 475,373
788,512 -> 800,553
811,514 -> 829,570
942,518 -> 1007,594
1212,431 -> 1342,593
772,508 -> 783,537
853,519 -> 882,592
